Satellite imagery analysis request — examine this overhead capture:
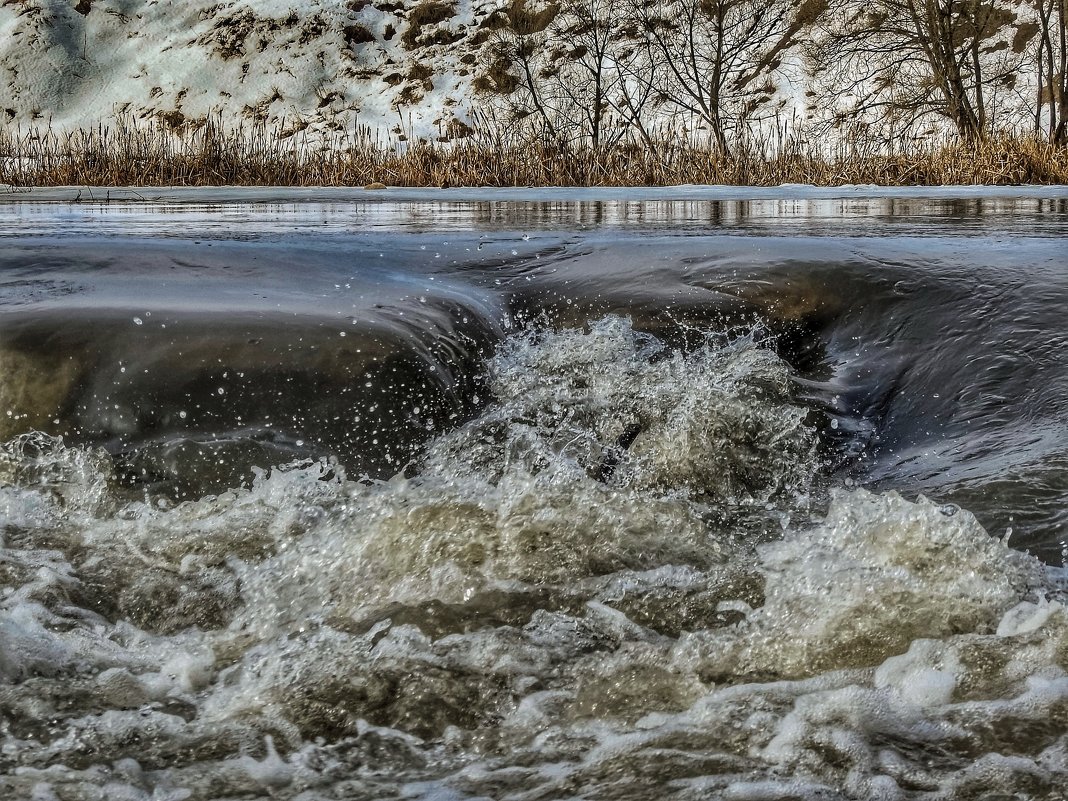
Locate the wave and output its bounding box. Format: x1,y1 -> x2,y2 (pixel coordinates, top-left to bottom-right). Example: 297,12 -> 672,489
2,318 -> 1065,799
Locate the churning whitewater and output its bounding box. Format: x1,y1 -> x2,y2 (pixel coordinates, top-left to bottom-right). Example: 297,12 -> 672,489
2,193 -> 1068,799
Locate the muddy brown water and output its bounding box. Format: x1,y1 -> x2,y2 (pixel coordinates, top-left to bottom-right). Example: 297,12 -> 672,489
1,191 -> 1067,800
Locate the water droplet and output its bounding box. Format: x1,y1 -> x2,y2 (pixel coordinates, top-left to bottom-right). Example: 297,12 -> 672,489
132,317 -> 143,325
178,411 -> 187,419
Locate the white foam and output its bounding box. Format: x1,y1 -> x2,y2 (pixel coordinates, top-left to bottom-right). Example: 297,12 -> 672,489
997,597 -> 1064,637
0,320 -> 1064,798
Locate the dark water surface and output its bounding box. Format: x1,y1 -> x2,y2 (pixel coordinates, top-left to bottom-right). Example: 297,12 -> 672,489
1,191 -> 1067,799
3,194 -> 1066,558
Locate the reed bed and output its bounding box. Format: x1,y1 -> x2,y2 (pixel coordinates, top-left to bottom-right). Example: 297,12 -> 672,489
2,117 -> 1066,188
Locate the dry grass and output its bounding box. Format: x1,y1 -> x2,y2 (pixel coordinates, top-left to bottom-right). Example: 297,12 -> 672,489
2,117 -> 1066,188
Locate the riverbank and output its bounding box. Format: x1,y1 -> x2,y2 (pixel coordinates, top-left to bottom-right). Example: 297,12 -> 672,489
3,121 -> 1067,188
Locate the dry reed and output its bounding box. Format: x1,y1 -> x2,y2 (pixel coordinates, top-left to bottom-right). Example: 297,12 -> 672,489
2,117 -> 1066,188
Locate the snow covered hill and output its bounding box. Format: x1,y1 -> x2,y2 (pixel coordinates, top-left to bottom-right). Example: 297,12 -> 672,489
0,0 -> 502,139
0,0 -> 1053,146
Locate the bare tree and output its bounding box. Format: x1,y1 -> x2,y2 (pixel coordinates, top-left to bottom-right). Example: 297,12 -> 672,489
811,1 -> 1026,142
489,0 -> 825,153
628,0 -> 828,155
1034,0 -> 1067,142
607,31 -> 662,150
490,0 -> 638,149
484,0 -> 564,141
547,0 -> 627,149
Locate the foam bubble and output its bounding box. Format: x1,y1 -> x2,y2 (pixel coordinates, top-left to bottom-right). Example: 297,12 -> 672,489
0,319 -> 1064,799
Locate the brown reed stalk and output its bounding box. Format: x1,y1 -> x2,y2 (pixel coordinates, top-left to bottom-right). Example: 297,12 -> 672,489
1,116 -> 1066,188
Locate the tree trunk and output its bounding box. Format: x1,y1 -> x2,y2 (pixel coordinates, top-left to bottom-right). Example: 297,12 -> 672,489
1057,0 -> 1068,143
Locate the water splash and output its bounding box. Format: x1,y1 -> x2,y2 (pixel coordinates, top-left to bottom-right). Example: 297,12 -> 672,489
0,319 -> 1064,800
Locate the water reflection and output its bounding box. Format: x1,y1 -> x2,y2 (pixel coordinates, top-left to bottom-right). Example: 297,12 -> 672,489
1,195 -> 1067,239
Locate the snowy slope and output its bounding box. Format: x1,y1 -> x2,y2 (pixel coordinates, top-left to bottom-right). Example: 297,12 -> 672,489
0,0 -> 1046,143
0,0 -> 503,139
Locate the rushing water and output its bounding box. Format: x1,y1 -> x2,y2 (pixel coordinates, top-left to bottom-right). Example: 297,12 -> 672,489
1,190 -> 1067,800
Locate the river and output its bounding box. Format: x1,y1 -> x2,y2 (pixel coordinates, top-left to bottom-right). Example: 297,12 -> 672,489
1,187 -> 1067,799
